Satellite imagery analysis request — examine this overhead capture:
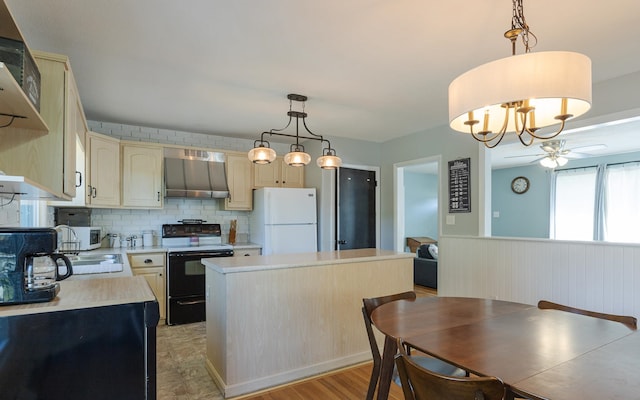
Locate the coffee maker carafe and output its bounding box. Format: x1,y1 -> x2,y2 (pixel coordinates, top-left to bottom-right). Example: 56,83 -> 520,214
0,228 -> 73,305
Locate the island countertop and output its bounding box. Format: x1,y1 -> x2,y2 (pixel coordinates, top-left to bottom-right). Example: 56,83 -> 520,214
201,248 -> 413,274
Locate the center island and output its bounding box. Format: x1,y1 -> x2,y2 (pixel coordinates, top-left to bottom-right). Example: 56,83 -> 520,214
201,248 -> 414,398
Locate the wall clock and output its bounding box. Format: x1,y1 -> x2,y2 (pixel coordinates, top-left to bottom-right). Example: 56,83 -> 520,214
511,176 -> 530,194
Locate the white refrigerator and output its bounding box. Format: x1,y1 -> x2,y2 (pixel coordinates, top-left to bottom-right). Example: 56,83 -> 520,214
250,187 -> 318,255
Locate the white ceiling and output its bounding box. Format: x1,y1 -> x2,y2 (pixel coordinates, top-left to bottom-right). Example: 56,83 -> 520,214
6,0 -> 640,166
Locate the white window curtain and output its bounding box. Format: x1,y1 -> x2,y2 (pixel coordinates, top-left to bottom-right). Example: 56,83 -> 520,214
603,162 -> 640,243
552,167 -> 597,240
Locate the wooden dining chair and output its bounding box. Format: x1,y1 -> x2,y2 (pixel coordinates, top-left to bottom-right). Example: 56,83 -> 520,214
395,338 -> 506,400
362,291 -> 465,400
538,300 -> 637,330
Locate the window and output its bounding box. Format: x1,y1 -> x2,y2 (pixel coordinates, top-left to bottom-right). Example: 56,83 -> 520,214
603,163 -> 640,243
553,168 -> 597,240
19,200 -> 48,227
552,162 -> 640,243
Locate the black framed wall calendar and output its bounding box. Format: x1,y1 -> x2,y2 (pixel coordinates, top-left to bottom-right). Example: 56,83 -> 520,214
448,157 -> 471,213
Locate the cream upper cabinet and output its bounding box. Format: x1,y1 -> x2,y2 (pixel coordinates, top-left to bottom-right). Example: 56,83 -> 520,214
224,153 -> 253,210
121,143 -> 163,208
87,132 -> 120,207
31,51 -> 80,198
48,71 -> 88,207
254,158 -> 304,188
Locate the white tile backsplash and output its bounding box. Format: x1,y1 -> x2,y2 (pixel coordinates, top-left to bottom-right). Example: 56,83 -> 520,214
0,200 -> 20,227
90,198 -> 251,245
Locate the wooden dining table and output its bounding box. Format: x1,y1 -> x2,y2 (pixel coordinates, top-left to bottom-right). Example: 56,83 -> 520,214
370,296 -> 639,400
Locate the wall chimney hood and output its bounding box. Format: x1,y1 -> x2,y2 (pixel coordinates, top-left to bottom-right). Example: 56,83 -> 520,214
164,148 -> 230,199
0,174 -> 66,200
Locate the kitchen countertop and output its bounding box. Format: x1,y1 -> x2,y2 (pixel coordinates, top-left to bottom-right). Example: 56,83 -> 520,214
0,276 -> 156,317
67,243 -> 262,280
202,248 -> 413,274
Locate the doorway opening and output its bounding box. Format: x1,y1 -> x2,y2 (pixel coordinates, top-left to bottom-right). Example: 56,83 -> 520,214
394,156 -> 441,252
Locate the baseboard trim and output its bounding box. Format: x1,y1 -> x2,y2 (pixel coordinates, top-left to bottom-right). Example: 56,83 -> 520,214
205,351 -> 372,398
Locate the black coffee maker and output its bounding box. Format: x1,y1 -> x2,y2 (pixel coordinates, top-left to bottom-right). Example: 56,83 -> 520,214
0,227 -> 73,305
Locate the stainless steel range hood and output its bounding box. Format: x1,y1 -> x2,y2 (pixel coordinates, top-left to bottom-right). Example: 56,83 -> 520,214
164,148 -> 230,199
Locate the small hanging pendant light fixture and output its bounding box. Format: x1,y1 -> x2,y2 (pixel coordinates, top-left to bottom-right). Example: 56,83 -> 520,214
248,94 -> 342,169
448,0 -> 592,148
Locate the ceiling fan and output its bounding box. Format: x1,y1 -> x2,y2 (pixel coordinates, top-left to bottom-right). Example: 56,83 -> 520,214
506,139 -> 607,168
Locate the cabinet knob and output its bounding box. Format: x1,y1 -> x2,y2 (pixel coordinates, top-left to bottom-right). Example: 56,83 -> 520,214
244,253 -> 250,256
144,259 -> 152,264
157,191 -> 161,201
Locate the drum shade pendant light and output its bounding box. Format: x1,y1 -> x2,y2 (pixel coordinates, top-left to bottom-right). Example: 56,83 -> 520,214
448,0 -> 592,148
248,94 -> 342,169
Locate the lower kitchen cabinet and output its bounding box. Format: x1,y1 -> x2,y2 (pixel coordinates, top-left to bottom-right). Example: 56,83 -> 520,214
0,276 -> 158,400
129,252 -> 166,321
233,247 -> 261,257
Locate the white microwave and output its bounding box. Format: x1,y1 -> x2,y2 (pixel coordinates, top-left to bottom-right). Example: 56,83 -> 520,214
69,226 -> 103,251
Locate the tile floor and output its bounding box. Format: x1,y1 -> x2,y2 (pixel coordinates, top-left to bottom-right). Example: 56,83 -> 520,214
156,321 -> 223,400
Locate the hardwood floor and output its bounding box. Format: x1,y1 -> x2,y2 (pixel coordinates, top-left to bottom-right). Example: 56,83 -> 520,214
237,363 -> 405,400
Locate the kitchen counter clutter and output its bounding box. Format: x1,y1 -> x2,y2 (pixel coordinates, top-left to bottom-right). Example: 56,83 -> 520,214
201,248 -> 413,398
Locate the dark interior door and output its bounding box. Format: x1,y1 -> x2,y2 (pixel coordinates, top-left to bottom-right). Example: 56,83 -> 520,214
337,167 -> 376,250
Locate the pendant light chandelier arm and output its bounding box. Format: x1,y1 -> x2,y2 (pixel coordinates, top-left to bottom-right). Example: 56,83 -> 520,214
468,126 -> 506,149
248,93 -> 342,168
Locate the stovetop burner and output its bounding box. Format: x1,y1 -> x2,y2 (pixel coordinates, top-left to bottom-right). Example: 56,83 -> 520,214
162,223 -> 221,238
161,222 -> 231,250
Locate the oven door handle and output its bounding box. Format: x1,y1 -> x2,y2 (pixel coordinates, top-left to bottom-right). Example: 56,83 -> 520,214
176,299 -> 206,306
169,252 -> 233,258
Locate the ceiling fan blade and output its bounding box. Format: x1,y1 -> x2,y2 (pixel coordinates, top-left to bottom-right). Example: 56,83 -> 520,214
504,153 -> 546,159
528,157 -> 546,164
566,151 -> 593,159
570,144 -> 607,153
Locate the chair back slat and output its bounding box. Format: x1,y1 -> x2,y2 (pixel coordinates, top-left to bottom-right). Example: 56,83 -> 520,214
538,300 -> 637,330
395,339 -> 505,400
361,291 -> 416,400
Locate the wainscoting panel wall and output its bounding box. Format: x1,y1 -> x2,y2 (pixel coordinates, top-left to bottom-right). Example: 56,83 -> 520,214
438,236 -> 640,320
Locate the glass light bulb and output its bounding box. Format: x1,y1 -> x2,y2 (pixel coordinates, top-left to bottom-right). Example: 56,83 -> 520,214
248,146 -> 276,164
284,151 -> 311,167
317,155 -> 342,169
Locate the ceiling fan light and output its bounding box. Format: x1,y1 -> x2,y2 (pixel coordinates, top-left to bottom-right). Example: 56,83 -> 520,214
556,156 -> 569,166
248,145 -> 276,164
540,157 -> 557,169
284,151 -> 311,167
